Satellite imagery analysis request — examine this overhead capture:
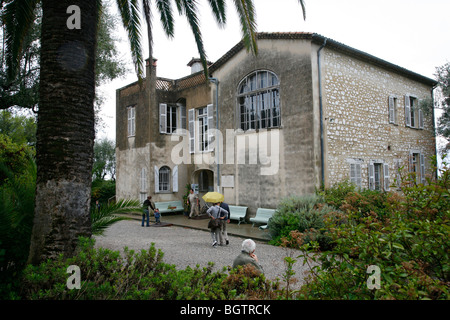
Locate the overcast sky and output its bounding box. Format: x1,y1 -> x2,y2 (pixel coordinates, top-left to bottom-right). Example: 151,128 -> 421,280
97,0 -> 450,141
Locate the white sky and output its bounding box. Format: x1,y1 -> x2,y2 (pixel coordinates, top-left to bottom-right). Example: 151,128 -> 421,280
97,0 -> 450,141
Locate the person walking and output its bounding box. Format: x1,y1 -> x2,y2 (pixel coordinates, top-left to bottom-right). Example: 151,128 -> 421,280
187,189 -> 199,218
206,202 -> 228,247
220,201 -> 230,245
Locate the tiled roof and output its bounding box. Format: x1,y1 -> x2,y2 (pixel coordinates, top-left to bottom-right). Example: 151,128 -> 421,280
151,32 -> 436,92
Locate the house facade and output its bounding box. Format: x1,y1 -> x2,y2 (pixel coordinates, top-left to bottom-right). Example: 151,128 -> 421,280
115,32 -> 437,217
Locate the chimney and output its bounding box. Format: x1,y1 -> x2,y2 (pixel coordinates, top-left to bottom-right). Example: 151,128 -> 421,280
187,57 -> 203,74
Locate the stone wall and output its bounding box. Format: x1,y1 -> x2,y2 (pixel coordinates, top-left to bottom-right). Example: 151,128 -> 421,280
322,49 -> 436,188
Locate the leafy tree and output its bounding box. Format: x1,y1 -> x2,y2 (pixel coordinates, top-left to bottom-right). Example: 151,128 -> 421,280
435,62 -> 450,152
0,109 -> 36,146
2,0 -> 306,265
93,138 -> 116,181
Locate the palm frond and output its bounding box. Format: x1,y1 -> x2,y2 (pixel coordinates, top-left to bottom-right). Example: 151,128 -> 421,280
206,0 -> 226,27
115,0 -> 144,80
155,0 -> 175,38
232,0 -> 257,55
298,0 -> 306,20
91,198 -> 141,236
2,0 -> 39,80
175,0 -> 208,77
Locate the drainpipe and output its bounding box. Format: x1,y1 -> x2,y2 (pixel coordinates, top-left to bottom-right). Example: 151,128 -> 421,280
317,38 -> 327,189
209,77 -> 220,192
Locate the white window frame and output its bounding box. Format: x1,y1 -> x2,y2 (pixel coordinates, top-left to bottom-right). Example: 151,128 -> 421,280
159,103 -> 187,134
237,70 -> 280,131
368,160 -> 390,191
127,106 -> 136,137
154,165 -> 178,193
405,95 -> 423,129
409,151 -> 426,185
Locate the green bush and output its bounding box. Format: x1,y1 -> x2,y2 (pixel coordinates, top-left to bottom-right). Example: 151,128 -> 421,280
268,195 -> 340,250
295,162 -> 450,300
20,237 -> 279,300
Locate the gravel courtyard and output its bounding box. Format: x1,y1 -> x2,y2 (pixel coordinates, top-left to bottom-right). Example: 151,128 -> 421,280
94,220 -> 315,287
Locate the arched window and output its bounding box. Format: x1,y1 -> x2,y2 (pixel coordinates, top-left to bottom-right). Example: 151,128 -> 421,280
237,70 -> 280,131
159,166 -> 171,191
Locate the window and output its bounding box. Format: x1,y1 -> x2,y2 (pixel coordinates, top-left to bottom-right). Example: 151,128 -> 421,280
159,166 -> 171,192
188,105 -> 214,154
154,165 -> 178,193
237,70 -> 280,131
388,96 -> 398,124
405,95 -> 423,129
409,152 -> 426,184
368,161 -> 390,191
127,106 -> 136,136
159,103 -> 186,134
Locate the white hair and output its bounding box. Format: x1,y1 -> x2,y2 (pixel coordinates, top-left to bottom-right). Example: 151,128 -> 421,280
241,239 -> 256,253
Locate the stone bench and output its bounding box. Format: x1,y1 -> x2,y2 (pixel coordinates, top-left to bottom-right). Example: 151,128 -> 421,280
154,200 -> 184,214
249,208 -> 276,227
228,205 -> 248,225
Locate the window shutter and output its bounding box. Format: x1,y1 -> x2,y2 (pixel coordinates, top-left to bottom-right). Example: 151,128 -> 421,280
179,105 -> 186,130
350,163 -> 362,189
140,168 -> 147,192
388,96 -> 395,124
418,108 -> 424,129
368,163 -> 375,190
154,166 -> 159,193
159,103 -> 167,133
172,165 -> 178,192
420,154 -> 425,184
384,164 -> 390,191
404,96 -> 411,127
207,104 -> 214,151
188,109 -> 195,153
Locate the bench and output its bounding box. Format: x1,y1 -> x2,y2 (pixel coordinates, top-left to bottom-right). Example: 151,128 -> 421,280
249,208 -> 276,227
154,200 -> 184,214
228,205 -> 248,225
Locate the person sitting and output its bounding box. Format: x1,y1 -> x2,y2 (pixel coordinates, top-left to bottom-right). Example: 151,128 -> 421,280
232,239 -> 264,274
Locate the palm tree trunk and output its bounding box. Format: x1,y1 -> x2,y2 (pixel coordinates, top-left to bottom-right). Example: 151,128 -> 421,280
28,1 -> 99,264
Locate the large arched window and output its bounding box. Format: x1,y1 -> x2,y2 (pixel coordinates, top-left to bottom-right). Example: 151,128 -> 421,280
237,70 -> 280,131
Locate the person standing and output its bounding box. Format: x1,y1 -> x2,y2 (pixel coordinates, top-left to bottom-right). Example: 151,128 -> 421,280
187,189 -> 199,218
220,201 -> 230,245
142,196 -> 155,227
206,202 -> 228,247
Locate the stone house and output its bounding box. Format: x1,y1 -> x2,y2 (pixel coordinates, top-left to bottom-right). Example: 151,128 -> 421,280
115,32 -> 437,216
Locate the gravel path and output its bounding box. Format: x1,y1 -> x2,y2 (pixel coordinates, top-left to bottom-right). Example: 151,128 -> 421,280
94,220 -> 314,287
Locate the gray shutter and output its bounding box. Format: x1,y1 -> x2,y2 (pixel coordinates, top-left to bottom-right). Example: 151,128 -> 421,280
388,96 -> 395,124
172,165 -> 178,192
420,154 -> 426,184
418,108 -> 424,129
404,96 -> 411,127
154,166 -> 159,193
159,103 -> 167,133
207,104 -> 214,151
188,109 -> 195,153
368,163 -> 375,190
384,163 -> 390,191
179,105 -> 186,130
140,167 -> 147,192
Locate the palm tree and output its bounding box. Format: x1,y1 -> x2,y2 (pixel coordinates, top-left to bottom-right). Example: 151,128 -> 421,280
2,0 -> 306,264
